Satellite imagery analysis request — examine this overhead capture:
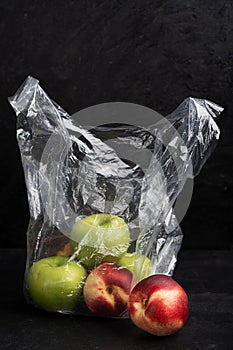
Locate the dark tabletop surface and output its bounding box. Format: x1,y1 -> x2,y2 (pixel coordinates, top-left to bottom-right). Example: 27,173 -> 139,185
1,249 -> 233,350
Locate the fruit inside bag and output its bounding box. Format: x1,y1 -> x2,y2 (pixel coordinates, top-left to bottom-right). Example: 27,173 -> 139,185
9,76 -> 222,317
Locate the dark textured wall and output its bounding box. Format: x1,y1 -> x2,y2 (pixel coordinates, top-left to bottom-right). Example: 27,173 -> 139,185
0,1 -> 232,248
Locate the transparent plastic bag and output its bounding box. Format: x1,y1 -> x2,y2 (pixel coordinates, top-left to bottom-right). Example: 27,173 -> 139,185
9,76 -> 222,317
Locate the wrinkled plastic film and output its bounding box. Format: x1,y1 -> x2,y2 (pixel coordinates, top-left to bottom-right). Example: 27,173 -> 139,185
9,76 -> 223,315
136,97 -> 222,277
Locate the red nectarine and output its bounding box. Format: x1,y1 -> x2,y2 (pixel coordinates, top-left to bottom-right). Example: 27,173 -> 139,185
128,274 -> 188,336
84,263 -> 133,317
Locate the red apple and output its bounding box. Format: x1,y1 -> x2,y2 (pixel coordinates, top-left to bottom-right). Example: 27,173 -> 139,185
83,262 -> 133,317
128,274 -> 188,336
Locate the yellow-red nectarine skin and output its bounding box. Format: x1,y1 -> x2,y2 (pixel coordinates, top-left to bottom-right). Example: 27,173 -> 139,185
84,263 -> 133,317
128,274 -> 188,336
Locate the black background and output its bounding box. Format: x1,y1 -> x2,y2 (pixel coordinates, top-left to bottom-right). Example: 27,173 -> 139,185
0,0 -> 232,249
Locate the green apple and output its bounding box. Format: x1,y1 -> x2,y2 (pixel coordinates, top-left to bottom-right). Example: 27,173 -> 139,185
70,213 -> 130,268
27,256 -> 87,311
117,252 -> 151,281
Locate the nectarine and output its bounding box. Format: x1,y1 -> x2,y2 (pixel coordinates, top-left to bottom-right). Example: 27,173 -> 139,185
128,274 -> 188,336
84,262 -> 133,317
